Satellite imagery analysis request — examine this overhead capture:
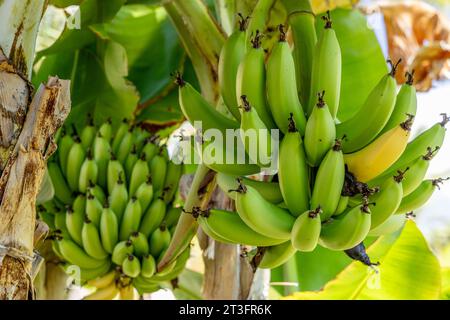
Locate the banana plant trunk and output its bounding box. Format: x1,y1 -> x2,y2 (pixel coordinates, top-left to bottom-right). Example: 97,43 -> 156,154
0,0 -> 71,299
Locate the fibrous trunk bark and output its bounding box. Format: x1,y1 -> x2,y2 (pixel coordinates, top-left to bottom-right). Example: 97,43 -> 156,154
0,0 -> 70,300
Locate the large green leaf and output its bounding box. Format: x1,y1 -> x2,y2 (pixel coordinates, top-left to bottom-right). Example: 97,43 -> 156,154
285,221 -> 442,300
38,0 -> 125,56
93,4 -> 184,103
316,9 -> 388,122
173,269 -> 203,300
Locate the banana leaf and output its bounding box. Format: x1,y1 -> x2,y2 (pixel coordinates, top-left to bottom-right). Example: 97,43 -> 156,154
285,221 -> 441,300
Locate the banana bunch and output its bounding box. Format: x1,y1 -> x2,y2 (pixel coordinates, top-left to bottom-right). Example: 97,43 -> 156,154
40,117 -> 188,299
176,9 -> 449,269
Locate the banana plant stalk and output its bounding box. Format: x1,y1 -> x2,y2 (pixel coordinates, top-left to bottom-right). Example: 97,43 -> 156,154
0,0 -> 71,299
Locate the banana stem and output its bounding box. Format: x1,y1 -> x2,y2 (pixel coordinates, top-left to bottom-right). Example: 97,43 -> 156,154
282,255 -> 299,295
281,0 -> 313,13
164,0 -> 225,103
157,164 -> 212,271
214,0 -> 236,35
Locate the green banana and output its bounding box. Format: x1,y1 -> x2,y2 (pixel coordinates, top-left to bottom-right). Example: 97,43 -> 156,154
129,154 -> 149,197
176,76 -> 239,134
369,172 -> 405,229
304,91 -> 336,166
239,95 -> 273,167
152,247 -> 190,281
86,192 -> 102,227
284,0 -> 317,106
142,140 -> 159,163
199,137 -> 261,176
149,225 -> 171,258
164,207 -> 182,228
235,183 -> 294,239
266,25 -> 307,134
333,195 -> 349,216
141,254 -> 156,278
245,0 -> 275,49
54,211 -> 69,236
117,128 -> 135,164
135,177 -> 154,213
291,207 -> 321,252
79,260 -> 112,283
401,147 -> 437,196
78,149 -> 98,193
368,213 -> 407,237
307,12 -> 341,118
380,71 -> 417,135
319,202 -> 372,251
82,218 -> 109,259
39,210 -> 55,230
58,130 -> 74,176
198,209 -> 285,246
57,238 -> 106,269
47,161 -> 73,204
396,178 -> 449,214
100,204 -> 119,254
218,14 -> 248,120
98,117 -> 113,142
236,31 -> 276,129
108,173 -> 128,223
66,136 -> 85,191
278,115 -> 310,216
129,231 -> 149,257
93,132 -> 111,189
258,241 -> 297,269
139,198 -> 166,238
133,126 -> 151,154
88,182 -> 106,206
65,205 -> 84,246
310,140 -> 345,221
112,240 -> 134,265
112,118 -> 130,154
122,254 -> 141,278
162,161 -> 183,203
119,197 -> 142,241
107,153 -> 126,195
80,115 -> 96,150
216,172 -> 283,204
336,61 -> 399,153
73,193 -> 86,212
124,145 -> 138,182
150,154 -> 167,194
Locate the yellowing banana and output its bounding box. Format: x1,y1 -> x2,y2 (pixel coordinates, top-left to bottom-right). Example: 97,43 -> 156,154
345,115 -> 414,183
336,61 -> 400,153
